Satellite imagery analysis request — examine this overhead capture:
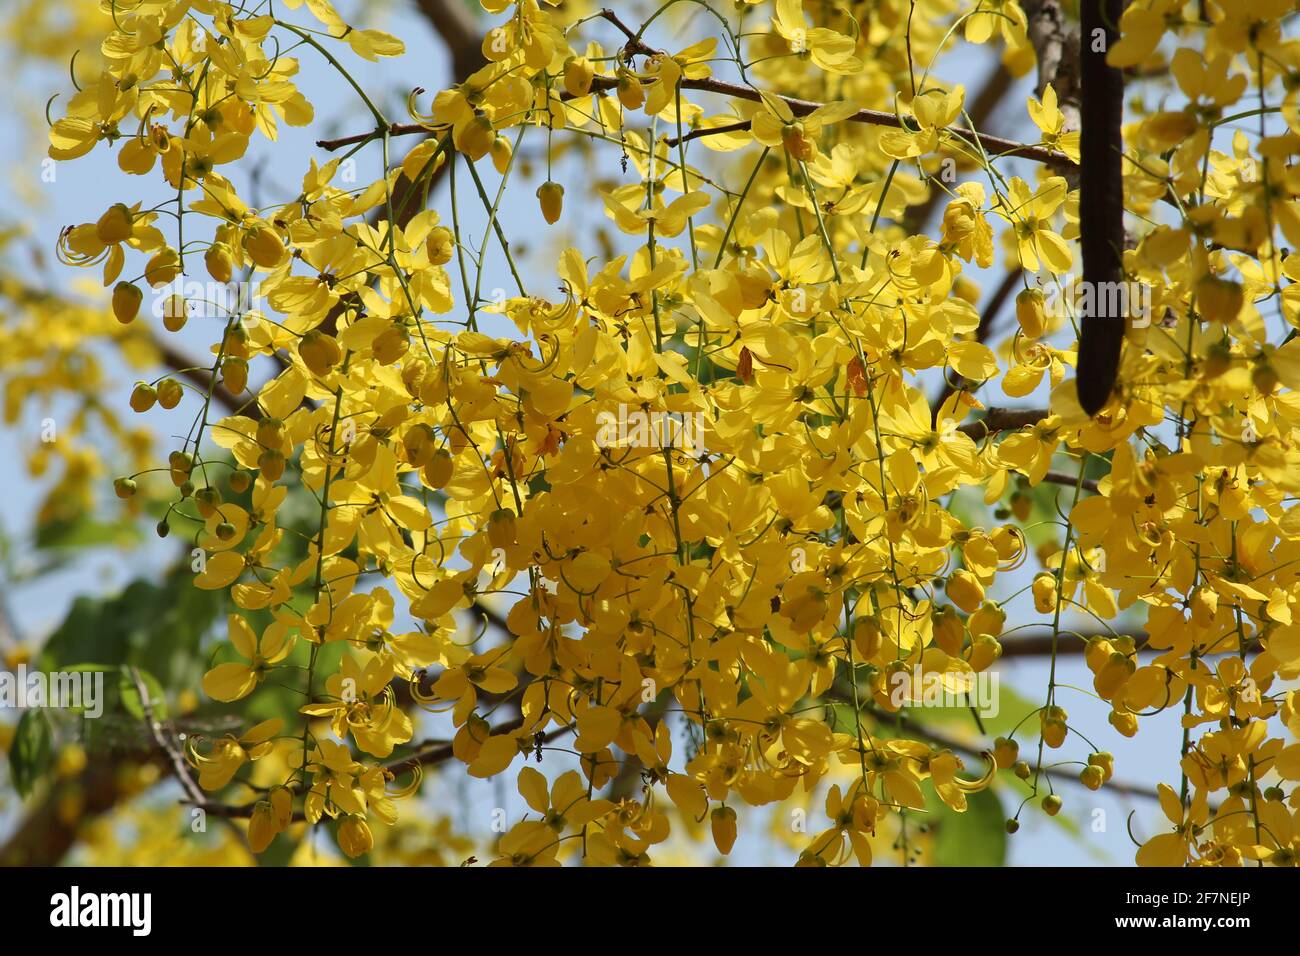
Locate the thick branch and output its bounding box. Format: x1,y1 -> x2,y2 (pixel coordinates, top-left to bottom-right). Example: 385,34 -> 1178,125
412,0 -> 486,80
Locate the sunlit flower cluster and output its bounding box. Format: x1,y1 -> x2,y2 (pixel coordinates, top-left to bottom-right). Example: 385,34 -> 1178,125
31,0 -> 1300,866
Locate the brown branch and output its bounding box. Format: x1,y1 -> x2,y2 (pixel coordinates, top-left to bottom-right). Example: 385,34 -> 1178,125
413,0 -> 486,80
1000,628 -> 1264,658
1024,0 -> 1082,129
1040,470 -> 1101,493
0,750 -> 169,865
320,78 -> 1075,170
931,269 -> 1021,422
129,666 -> 207,808
653,76 -> 1073,167
596,7 -> 653,56
594,6 -> 1067,168
906,61 -> 1015,237
844,695 -> 1164,802
956,406 -> 1049,439
375,0 -> 487,235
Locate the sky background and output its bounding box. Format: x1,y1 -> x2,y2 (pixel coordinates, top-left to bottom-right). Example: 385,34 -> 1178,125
0,0 -> 1229,866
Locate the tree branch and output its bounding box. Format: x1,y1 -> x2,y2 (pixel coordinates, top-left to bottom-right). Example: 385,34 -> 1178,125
320,78 -> 1076,170
956,406 -> 1049,439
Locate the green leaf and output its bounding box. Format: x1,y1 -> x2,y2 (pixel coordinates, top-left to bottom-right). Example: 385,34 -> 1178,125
255,831 -> 302,868
118,666 -> 166,720
39,567 -> 223,693
34,513 -> 141,551
931,784 -> 1006,866
912,682 -> 1042,740
10,709 -> 53,798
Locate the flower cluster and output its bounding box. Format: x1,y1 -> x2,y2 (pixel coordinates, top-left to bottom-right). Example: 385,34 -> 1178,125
38,0 -> 1300,866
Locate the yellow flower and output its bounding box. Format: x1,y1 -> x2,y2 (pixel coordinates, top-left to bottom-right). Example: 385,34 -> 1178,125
202,615 -> 295,702
1027,84 -> 1079,163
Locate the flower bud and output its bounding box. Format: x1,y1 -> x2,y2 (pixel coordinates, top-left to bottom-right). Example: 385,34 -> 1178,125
221,356 -> 248,394
113,281 -> 143,324
1109,709 -> 1138,737
1202,341 -> 1232,379
168,450 -> 193,486
144,247 -> 180,288
616,71 -> 645,110
563,56 -> 594,97
228,469 -> 253,494
257,417 -> 284,449
457,113 -> 496,161
422,448 -> 454,490
244,224 -> 286,269
993,736 -> 1019,769
299,330 -> 342,377
248,801 -> 277,854
372,322 -> 410,366
945,569 -> 983,613
222,324 -> 251,359
258,448 -> 285,481
195,486 -> 221,519
129,381 -> 157,412
710,806 -> 737,855
1032,572 -> 1058,614
96,203 -> 134,244
206,241 -> 234,283
162,293 -> 188,332
1195,275 -> 1243,324
968,601 -> 1004,638
425,227 -> 454,266
1252,362 -> 1278,396
933,605 -> 965,656
1015,287 -> 1046,339
967,634 -> 1002,671
487,508 -> 517,548
403,423 -> 437,467
490,135 -> 513,175
1040,705 -> 1068,749
157,378 -> 183,409
780,121 -> 813,162
537,181 -> 564,224
853,617 -> 882,660
1088,751 -> 1114,782
337,816 -> 373,859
